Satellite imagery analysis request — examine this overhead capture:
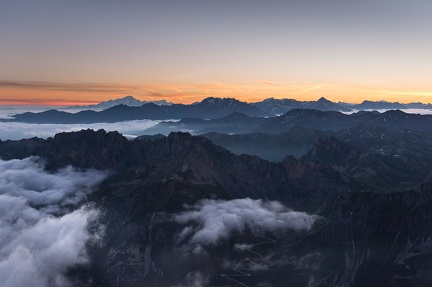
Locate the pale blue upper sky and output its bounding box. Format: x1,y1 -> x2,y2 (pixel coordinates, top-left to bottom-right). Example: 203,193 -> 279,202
1,0 -> 432,104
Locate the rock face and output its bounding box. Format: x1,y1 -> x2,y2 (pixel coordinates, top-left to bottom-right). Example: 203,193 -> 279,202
302,133 -> 432,191
318,178 -> 432,287
1,129 -> 432,286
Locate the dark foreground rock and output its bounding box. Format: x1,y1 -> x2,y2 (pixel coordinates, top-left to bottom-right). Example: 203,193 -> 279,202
1,129 -> 432,286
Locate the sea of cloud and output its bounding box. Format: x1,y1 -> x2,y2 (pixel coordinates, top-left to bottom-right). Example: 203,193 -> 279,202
0,157 -> 109,287
0,119 -> 163,140
0,106 -> 167,140
174,198 -> 319,247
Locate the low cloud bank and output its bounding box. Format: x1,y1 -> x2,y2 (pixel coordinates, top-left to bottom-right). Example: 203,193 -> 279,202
0,119 -> 161,140
0,157 -> 109,287
175,198 -> 319,246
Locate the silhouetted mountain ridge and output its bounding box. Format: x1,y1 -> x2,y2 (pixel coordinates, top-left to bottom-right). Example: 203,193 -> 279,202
5,97 -> 432,124
69,95 -> 172,109
252,96 -> 351,114
7,97 -> 270,123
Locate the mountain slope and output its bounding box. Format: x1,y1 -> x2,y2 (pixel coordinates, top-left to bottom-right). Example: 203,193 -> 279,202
255,109 -> 432,133
141,112 -> 267,135
202,127 -> 331,161
301,129 -> 432,190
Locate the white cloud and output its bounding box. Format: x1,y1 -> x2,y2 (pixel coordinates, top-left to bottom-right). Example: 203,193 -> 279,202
0,157 -> 108,212
174,198 -> 319,246
0,119 -> 162,140
0,157 -> 109,287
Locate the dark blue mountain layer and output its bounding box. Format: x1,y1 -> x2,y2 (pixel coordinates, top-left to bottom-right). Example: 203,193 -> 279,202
7,97 -> 270,123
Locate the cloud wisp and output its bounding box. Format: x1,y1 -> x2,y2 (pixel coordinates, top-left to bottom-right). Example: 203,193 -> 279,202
0,157 -> 109,287
174,198 -> 319,247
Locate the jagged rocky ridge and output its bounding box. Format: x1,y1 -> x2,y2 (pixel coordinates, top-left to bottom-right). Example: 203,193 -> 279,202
0,130 -> 350,204
1,129 -> 432,286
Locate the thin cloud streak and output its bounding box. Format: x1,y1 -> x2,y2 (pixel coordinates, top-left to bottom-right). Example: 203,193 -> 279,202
293,82 -> 336,95
0,80 -> 145,94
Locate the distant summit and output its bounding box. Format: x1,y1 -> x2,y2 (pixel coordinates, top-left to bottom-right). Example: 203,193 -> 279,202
310,97 -> 350,112
252,97 -> 351,114
70,95 -> 172,110
200,97 -> 242,107
354,100 -> 406,110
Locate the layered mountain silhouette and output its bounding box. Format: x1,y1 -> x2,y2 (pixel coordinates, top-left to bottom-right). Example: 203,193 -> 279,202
140,109 -> 432,138
254,109 -> 432,133
252,96 -> 351,114
339,99 -> 432,110
4,96 -> 432,124
67,95 -> 432,115
6,97 -> 269,123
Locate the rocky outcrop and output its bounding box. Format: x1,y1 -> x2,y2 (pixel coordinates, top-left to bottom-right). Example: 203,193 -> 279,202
43,129 -> 129,170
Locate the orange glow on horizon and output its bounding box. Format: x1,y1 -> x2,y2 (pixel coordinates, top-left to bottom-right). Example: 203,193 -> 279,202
1,80 -> 432,106
0,100 -> 99,106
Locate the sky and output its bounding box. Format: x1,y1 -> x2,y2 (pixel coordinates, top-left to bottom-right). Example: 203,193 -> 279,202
1,0 -> 432,105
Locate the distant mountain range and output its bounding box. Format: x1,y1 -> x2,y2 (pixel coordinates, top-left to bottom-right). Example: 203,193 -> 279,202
141,109 -> 432,136
252,96 -> 352,114
68,95 -> 172,109
3,96 -> 432,124
253,97 -> 432,114
7,97 -> 270,123
70,96 -> 432,114
338,99 -> 432,110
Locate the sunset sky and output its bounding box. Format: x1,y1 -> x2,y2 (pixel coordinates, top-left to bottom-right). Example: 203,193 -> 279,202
1,0 -> 432,105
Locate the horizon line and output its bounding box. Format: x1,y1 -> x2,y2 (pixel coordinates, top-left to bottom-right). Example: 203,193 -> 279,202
1,95 -> 431,107
1,79 -> 432,106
